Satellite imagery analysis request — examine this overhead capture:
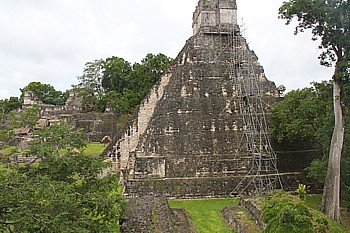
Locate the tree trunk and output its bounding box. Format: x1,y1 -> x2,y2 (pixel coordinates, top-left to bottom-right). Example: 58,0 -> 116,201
321,79 -> 343,223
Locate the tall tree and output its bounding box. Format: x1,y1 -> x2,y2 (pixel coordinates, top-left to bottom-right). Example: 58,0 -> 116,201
101,54 -> 172,116
72,59 -> 104,111
130,53 -> 172,96
101,56 -> 131,93
0,97 -> 21,114
270,82 -> 333,155
279,0 -> 349,221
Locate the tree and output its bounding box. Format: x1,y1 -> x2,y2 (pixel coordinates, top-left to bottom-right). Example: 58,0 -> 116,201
262,192 -> 344,232
102,56 -> 131,93
0,106 -> 40,167
14,105 -> 41,129
0,112 -> 124,231
0,156 -> 124,232
0,105 -> 40,153
72,59 -> 105,112
270,82 -> 333,155
0,97 -> 21,114
130,53 -> 172,96
21,82 -> 68,105
279,0 -> 350,221
100,54 -> 172,116
27,123 -> 86,158
270,81 -> 350,210
71,54 -> 172,115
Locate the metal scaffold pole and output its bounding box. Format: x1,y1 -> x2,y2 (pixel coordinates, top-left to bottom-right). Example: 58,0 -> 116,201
228,25 -> 283,196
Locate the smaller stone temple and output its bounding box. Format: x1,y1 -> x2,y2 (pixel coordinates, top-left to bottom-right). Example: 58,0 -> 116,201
107,0 -> 280,198
21,91 -> 116,143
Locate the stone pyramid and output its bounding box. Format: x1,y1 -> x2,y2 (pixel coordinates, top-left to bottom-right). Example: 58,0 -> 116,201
107,0 -> 279,198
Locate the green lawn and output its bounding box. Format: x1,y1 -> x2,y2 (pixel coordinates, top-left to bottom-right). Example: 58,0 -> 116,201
168,198 -> 238,233
0,146 -> 17,156
59,143 -> 106,156
83,142 -> 106,155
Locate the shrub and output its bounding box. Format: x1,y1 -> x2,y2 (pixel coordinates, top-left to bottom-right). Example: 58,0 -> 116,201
263,197 -> 313,233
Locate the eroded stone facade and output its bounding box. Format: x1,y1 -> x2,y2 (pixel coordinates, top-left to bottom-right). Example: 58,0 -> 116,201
108,0 -> 279,197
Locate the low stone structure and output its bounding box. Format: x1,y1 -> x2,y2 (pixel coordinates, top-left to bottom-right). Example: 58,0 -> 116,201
221,206 -> 261,233
21,90 -> 117,142
172,208 -> 195,233
71,113 -> 116,142
120,195 -> 195,233
221,196 -> 267,233
120,196 -> 176,233
240,197 -> 266,230
23,91 -> 83,113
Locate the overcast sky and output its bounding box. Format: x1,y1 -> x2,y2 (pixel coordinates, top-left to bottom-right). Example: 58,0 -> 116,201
0,0 -> 334,100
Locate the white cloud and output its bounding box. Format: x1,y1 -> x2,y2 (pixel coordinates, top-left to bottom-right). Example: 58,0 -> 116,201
237,0 -> 333,91
0,0 -> 334,99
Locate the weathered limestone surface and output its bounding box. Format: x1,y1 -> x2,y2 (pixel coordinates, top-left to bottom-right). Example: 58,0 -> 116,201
172,208 -> 195,233
193,0 -> 237,34
123,173 -> 301,198
120,196 -> 176,233
221,196 -> 270,233
221,206 -> 261,233
71,113 -> 116,142
240,197 -> 266,230
114,0 -> 304,232
107,0 -> 279,197
22,90 -> 116,142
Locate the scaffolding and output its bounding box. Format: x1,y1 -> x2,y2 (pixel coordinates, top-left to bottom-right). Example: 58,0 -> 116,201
228,27 -> 283,195
198,0 -> 282,195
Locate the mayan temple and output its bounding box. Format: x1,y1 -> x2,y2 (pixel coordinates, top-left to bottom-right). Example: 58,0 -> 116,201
106,0 -> 281,198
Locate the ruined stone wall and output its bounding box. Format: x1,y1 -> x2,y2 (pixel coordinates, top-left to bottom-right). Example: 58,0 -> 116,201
172,208 -> 195,233
72,113 -> 116,142
221,206 -> 261,233
120,196 -> 175,233
124,176 -> 246,198
240,197 -> 266,230
123,173 -> 300,199
39,112 -> 116,142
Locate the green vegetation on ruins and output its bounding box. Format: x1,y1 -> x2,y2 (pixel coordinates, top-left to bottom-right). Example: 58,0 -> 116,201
262,192 -> 347,233
21,82 -> 69,105
168,193 -> 349,233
